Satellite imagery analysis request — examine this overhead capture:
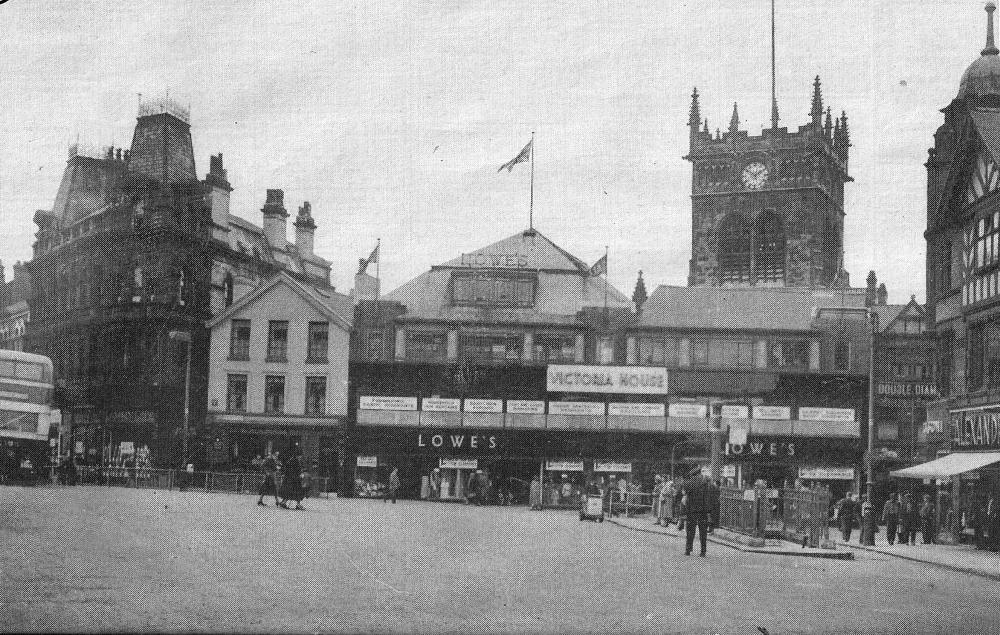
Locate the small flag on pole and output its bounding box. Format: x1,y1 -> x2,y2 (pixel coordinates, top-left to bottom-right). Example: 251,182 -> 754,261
366,242 -> 379,265
498,139 -> 533,172
589,254 -> 607,277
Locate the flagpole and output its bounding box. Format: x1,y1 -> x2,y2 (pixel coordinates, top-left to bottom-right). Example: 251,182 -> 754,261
529,131 -> 535,230
375,237 -> 381,300
603,245 -> 609,330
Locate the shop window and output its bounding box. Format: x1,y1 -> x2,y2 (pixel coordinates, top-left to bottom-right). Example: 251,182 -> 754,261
460,333 -> 524,363
267,320 -> 289,362
360,329 -> 386,361
834,342 -> 850,372
307,321 -> 329,362
229,320 -> 251,360
691,339 -> 709,366
227,374 -> 247,412
450,271 -> 537,308
264,375 -> 285,413
305,376 -> 327,415
768,340 -> 809,369
533,333 -> 577,363
721,340 -> 753,368
406,331 -> 446,362
637,336 -> 679,366
877,420 -> 898,441
597,337 -> 615,365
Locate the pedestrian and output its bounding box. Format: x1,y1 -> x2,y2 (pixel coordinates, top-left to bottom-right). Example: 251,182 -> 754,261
385,466 -> 400,504
529,475 -> 542,510
430,468 -> 441,500
652,475 -> 664,522
278,452 -> 305,510
919,494 -> 936,545
860,495 -> 876,546
467,470 -> 481,505
257,452 -> 280,506
658,479 -> 674,526
882,494 -> 901,546
899,492 -> 917,546
985,492 -> 999,551
676,487 -> 688,530
835,492 -> 858,542
681,465 -> 712,557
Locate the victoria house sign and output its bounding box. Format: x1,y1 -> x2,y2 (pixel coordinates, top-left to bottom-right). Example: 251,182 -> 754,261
546,365 -> 669,395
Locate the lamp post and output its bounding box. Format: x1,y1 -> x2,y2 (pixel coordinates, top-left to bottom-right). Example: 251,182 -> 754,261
866,310 -> 879,497
169,330 -> 192,469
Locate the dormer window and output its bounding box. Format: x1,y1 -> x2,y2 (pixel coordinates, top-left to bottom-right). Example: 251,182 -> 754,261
967,150 -> 1000,205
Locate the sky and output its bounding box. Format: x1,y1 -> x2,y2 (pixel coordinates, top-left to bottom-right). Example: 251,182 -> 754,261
0,1 -> 992,303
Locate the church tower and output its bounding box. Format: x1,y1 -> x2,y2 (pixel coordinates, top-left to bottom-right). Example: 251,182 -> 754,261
685,77 -> 853,288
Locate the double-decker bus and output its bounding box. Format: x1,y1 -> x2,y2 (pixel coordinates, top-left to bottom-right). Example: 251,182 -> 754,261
0,350 -> 58,483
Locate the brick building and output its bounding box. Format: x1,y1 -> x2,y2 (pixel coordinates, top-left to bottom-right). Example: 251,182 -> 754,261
25,97 -> 336,468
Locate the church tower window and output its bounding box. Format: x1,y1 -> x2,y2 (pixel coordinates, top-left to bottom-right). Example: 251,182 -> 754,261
717,213 -> 752,284
754,210 -> 786,284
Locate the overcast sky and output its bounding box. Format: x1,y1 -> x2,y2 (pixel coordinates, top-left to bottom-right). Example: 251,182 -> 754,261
0,1 -> 992,303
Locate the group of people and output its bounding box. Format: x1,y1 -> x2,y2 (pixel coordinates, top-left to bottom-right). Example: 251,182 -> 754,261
834,491 -> 937,546
255,451 -> 312,510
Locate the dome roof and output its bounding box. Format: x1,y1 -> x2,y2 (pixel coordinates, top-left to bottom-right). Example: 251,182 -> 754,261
959,3 -> 1000,100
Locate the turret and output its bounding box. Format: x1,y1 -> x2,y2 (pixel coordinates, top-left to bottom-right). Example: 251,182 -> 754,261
866,270 -> 877,307
824,107 -> 833,140
128,95 -> 197,184
728,102 -> 740,134
834,110 -> 851,164
689,87 -> 702,147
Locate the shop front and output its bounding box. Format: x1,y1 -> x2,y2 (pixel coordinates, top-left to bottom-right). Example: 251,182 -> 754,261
722,435 -> 862,502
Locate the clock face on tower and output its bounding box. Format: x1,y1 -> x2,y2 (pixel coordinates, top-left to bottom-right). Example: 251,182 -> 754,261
742,162 -> 769,190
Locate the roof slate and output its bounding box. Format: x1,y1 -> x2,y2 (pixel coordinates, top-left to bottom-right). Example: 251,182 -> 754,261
639,285 -> 867,332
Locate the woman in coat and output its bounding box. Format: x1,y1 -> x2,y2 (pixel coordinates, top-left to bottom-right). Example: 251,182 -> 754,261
528,475 -> 543,511
278,453 -> 305,510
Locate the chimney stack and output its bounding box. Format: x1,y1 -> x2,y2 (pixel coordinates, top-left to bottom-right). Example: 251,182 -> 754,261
205,153 -> 232,240
294,202 -> 317,257
261,189 -> 288,249
865,271 -> 877,307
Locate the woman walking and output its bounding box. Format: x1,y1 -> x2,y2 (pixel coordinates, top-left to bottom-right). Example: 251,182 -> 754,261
257,452 -> 280,507
528,475 -> 543,511
278,452 -> 305,510
385,466 -> 400,504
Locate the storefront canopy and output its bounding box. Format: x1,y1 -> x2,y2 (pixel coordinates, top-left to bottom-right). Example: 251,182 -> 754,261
889,452 -> 1000,479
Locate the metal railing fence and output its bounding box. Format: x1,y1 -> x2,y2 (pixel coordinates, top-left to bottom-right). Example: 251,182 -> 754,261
718,486 -> 831,547
61,466 -> 332,498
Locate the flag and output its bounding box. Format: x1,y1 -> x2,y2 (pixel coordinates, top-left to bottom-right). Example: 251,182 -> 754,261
498,139 -> 532,172
366,242 -> 379,265
589,254 -> 607,277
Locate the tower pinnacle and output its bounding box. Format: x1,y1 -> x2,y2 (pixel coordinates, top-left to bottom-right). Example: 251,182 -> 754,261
689,87 -> 701,129
810,76 -> 824,128
729,103 -> 740,134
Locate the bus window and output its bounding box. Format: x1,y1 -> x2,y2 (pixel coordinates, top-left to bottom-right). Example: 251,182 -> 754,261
0,409 -> 40,434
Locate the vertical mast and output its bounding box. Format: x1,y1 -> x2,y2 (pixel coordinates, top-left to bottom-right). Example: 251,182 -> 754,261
770,0 -> 780,129
529,131 -> 535,230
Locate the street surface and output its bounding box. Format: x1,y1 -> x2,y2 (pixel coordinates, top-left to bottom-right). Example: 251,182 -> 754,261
1,485 -> 998,634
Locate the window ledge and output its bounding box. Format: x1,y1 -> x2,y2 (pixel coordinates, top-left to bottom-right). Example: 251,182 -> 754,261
265,356 -> 288,364
228,355 -> 250,362
305,357 -> 329,364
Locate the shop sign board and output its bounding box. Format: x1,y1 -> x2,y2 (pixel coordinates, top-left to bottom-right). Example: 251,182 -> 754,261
752,406 -> 791,420
668,403 -> 707,418
417,432 -> 500,451
725,440 -> 796,457
422,398 -> 461,412
923,420 -> 943,435
594,462 -> 632,473
356,456 -> 377,468
877,383 -> 939,399
463,399 -> 503,413
798,407 -> 855,422
798,467 -> 855,480
459,252 -> 529,268
729,427 -> 748,445
743,489 -> 756,501
950,407 -> 1000,450
360,396 -> 418,411
440,458 -> 478,469
119,441 -> 135,455
546,365 -> 668,395
721,405 -> 749,419
548,401 -> 605,416
74,441 -> 84,455
546,460 -> 585,472
507,400 -> 545,414
721,465 -> 736,478
608,402 -> 665,417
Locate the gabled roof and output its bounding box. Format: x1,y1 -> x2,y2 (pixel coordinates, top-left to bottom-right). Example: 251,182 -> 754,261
437,229 -> 590,273
969,107 -> 1000,167
875,296 -> 926,334
638,285 -> 867,332
207,271 -> 352,331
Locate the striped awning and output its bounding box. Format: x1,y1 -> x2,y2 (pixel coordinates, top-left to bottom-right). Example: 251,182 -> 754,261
889,452 -> 1000,479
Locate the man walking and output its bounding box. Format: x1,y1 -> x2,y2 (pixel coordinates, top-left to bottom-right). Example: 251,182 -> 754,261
919,494 -> 936,544
257,451 -> 280,507
882,494 -> 900,545
835,492 -> 858,542
681,466 -> 712,557
385,466 -> 400,504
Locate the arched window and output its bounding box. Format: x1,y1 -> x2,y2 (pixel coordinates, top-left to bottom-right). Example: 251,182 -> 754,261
717,213 -> 753,284
754,210 -> 786,284
223,273 -> 234,307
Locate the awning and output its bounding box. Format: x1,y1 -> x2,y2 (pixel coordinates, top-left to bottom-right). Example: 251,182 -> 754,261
889,452 -> 1000,479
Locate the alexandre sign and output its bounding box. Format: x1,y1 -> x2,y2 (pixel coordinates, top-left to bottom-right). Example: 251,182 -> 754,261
950,407 -> 1000,449
547,365 -> 668,395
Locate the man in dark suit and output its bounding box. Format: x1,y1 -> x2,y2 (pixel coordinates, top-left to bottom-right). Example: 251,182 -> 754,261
682,465 -> 714,557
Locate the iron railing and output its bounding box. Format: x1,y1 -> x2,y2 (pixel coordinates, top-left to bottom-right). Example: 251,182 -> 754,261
718,486 -> 831,547
61,466 -> 332,498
